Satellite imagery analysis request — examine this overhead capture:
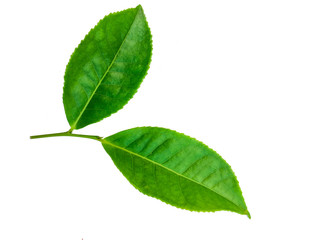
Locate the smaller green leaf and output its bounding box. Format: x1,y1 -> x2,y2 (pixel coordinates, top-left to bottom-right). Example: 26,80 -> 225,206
63,5 -> 152,130
102,127 -> 250,218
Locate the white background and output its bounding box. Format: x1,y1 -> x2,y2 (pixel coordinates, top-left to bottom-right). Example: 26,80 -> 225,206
1,0 -> 320,239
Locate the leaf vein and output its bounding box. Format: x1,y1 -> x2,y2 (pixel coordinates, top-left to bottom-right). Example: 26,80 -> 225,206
91,60 -> 101,79
181,155 -> 210,175
145,138 -> 172,158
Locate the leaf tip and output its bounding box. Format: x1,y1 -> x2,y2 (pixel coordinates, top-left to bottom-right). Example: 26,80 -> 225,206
245,210 -> 251,219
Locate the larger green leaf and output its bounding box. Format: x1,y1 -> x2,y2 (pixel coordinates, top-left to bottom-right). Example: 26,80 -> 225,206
63,5 -> 152,130
102,127 -> 250,218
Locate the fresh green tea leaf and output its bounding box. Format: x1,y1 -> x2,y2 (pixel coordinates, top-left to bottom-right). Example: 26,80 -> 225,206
63,5 -> 152,130
102,127 -> 250,218
31,5 -> 250,218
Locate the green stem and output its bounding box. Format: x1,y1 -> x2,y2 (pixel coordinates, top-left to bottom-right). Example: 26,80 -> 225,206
30,131 -> 103,141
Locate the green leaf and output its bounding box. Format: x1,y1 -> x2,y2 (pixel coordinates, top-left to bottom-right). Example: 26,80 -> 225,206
102,127 -> 250,218
63,5 -> 152,130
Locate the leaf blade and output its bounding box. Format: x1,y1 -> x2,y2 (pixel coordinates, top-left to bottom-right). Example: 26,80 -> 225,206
102,127 -> 250,218
63,5 -> 152,130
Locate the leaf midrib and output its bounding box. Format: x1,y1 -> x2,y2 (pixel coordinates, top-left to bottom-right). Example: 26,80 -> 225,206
71,7 -> 141,130
101,138 -> 248,214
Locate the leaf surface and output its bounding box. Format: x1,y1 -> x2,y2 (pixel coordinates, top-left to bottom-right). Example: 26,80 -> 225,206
63,5 -> 152,130
102,127 -> 250,218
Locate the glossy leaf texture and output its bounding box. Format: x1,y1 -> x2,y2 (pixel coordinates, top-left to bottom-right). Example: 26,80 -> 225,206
63,5 -> 152,130
102,127 -> 250,218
